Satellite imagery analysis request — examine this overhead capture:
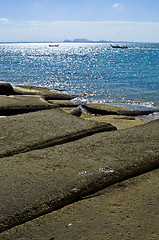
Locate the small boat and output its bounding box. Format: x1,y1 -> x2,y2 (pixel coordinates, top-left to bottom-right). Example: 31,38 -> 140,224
49,44 -> 59,47
110,44 -> 128,49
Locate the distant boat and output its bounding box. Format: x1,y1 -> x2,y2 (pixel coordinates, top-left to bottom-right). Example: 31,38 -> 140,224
110,44 -> 128,49
49,44 -> 59,47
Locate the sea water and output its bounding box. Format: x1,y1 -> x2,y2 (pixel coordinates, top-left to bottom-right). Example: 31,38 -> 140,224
0,42 -> 159,113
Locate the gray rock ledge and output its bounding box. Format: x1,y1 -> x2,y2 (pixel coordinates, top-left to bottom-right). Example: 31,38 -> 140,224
0,95 -> 56,115
83,103 -> 159,116
13,85 -> 75,100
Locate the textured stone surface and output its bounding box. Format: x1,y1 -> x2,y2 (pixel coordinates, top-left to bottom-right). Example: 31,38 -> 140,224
48,100 -> 78,107
1,169 -> 158,240
0,84 -> 158,238
0,95 -> 55,115
0,120 -> 158,232
61,107 -> 82,116
81,114 -> 148,130
13,85 -> 75,100
83,103 -> 158,116
0,108 -> 115,157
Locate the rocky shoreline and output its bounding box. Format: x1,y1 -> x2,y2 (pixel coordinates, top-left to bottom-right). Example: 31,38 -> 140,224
0,82 -> 159,239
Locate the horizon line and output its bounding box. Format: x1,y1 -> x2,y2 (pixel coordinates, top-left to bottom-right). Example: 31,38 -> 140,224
0,40 -> 159,44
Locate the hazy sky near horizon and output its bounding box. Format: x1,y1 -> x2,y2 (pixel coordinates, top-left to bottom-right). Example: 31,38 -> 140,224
0,0 -> 159,42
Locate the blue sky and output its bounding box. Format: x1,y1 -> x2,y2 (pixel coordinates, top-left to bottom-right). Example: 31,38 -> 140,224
0,0 -> 159,42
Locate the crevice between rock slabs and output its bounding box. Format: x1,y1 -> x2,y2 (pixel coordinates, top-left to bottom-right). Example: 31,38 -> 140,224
1,157 -> 159,234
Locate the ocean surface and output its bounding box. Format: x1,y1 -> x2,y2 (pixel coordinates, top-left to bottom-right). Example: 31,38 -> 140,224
0,42 -> 159,116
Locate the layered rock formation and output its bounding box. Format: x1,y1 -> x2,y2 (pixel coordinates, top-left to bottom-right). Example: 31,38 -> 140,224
0,83 -> 159,239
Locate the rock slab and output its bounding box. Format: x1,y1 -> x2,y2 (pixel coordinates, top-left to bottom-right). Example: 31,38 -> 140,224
13,85 -> 75,100
83,103 -> 158,116
1,169 -> 158,240
0,95 -> 56,115
81,114 -> 148,130
0,108 -> 115,157
0,120 -> 158,232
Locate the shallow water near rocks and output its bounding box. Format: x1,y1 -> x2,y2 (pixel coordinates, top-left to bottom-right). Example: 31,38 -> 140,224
0,42 -> 158,115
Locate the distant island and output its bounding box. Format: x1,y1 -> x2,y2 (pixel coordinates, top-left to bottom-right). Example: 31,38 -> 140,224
63,38 -> 129,43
